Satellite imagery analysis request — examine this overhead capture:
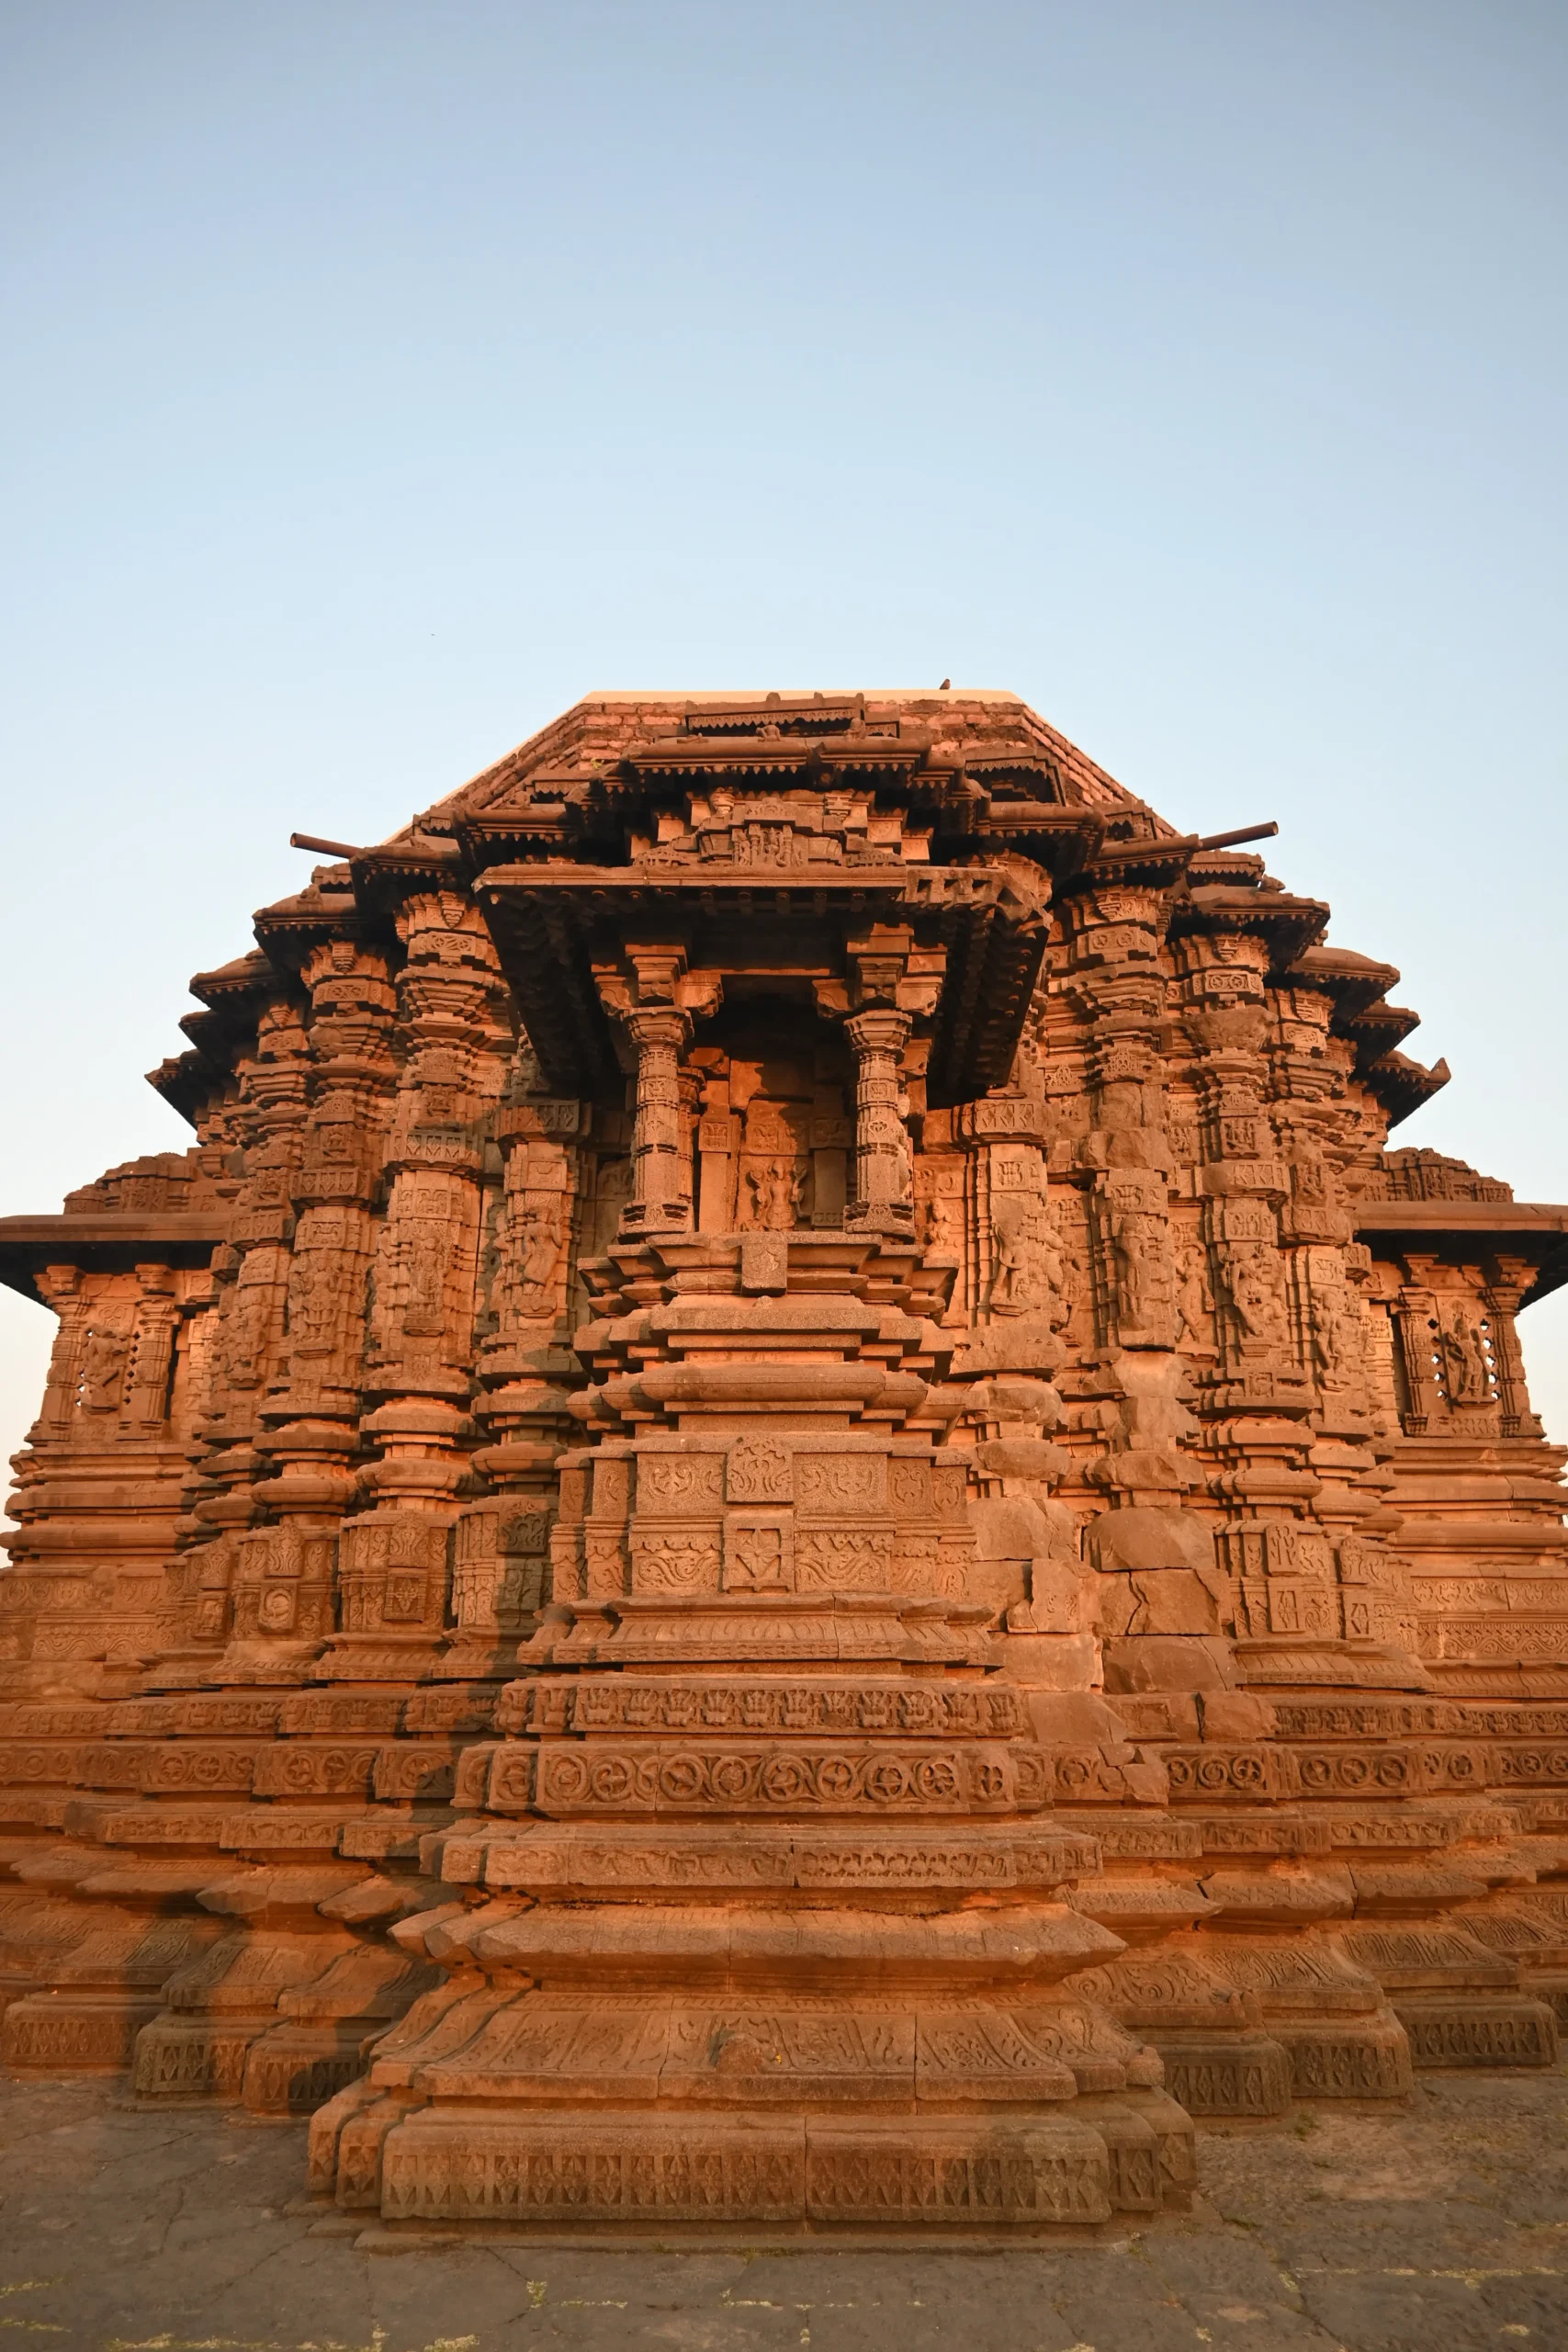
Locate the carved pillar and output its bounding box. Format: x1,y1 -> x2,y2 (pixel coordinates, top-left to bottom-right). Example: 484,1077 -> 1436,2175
460,1070 -> 588,1679
1391,1281 -> 1444,1433
491,1097 -> 582,1350
843,1008 -> 913,1232
1,1233 -> 215,1698
31,1265 -> 85,1442
1056,881 -> 1176,1354
1482,1263 -> 1542,1439
125,1268 -> 181,1433
1,1268 -> 100,1695
162,990 -> 312,1682
1055,875 -> 1233,1696
321,896 -> 511,1683
216,946 -> 397,1683
620,1006 -> 693,1233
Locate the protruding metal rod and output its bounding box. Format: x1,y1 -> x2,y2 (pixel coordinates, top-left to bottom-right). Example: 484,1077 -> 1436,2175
289,831 -> 362,859
1194,820 -> 1279,853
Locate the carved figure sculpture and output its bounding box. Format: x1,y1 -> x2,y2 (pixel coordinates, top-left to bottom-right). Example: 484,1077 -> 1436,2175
1437,1306 -> 1492,1404
1111,1208 -> 1176,1334
744,1157 -> 807,1230
78,1327 -> 128,1413
1174,1242 -> 1211,1350
402,1232 -> 446,1327
1223,1242 -> 1289,1348
222,1284 -> 270,1388
1309,1281 -> 1362,1391
287,1253 -> 341,1350
513,1198 -> 566,1317
989,1195 -> 1070,1325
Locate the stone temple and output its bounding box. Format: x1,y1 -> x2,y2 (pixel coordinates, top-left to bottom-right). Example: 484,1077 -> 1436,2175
3,687 -> 1568,2234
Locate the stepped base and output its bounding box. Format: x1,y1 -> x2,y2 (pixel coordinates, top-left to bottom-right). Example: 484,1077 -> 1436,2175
1145,2030 -> 1293,2118
1273,2018 -> 1413,2098
363,2103 -> 1190,2230
1393,1996 -> 1559,2068
1529,1973 -> 1568,2026
4,1990 -> 163,2072
132,2017 -> 262,2102
242,2020 -> 378,2114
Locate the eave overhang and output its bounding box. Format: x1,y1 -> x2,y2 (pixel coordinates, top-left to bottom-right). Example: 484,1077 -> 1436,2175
1352,1196 -> 1568,1309
146,1052 -> 217,1128
473,859 -> 1049,1109
1171,884 -> 1332,967
1365,1047 -> 1452,1130
0,1215 -> 230,1305
1282,946 -> 1448,1128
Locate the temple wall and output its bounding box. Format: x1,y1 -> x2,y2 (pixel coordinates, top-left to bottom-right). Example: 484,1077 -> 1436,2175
5,902 -> 1564,1708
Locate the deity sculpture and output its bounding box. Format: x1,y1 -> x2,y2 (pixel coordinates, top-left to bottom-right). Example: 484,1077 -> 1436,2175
1438,1306 -> 1492,1404
288,1252 -> 343,1350
78,1326 -> 128,1413
513,1199 -> 566,1319
1223,1242 -> 1289,1348
1174,1240 -> 1212,1350
988,1194 -> 1071,1325
401,1231 -> 447,1332
744,1157 -> 807,1231
1111,1207 -> 1176,1334
222,1283 -> 270,1389
1309,1280 -> 1363,1391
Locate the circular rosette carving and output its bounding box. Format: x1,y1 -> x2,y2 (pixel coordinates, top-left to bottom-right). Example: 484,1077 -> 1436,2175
590,1757 -> 636,1804
710,1756 -> 754,1801
542,1752 -> 589,1804
761,1757 -> 807,1804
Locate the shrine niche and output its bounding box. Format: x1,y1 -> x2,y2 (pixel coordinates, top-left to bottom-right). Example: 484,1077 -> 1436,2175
1,686 -> 1567,2233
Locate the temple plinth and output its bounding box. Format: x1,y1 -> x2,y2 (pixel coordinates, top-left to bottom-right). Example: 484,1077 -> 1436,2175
304,1230 -> 1192,2229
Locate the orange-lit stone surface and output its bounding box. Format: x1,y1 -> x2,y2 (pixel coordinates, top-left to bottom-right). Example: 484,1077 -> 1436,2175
3,688 -> 1567,2232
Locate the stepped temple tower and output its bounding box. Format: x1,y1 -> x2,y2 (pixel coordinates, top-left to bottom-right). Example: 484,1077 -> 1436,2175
4,687 -> 1568,2234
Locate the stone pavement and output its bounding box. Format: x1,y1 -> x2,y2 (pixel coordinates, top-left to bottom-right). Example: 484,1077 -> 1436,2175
2,2068 -> 1568,2352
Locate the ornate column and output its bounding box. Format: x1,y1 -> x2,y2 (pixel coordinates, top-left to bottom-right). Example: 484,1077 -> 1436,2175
843,1008 -> 913,1233
30,1264 -> 85,1442
163,991 -> 312,1684
457,1061 -> 589,1681
1481,1261 -> 1544,1439
325,894 -> 511,1684
225,944 -> 397,1683
124,1267 -> 182,1433
1171,925 -> 1321,1664
620,1006 -> 693,1234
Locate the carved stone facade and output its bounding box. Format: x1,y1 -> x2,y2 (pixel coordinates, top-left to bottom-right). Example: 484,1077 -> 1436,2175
2,687 -> 1566,2223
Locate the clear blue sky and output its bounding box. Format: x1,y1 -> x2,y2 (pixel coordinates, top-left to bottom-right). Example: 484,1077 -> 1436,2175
3,0 -> 1565,1494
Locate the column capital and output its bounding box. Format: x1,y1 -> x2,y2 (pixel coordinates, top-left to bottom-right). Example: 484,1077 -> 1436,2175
621,1004 -> 694,1055
844,1007 -> 912,1057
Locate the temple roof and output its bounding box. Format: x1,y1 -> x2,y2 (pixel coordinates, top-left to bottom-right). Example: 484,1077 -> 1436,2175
140,687 -> 1451,1136
414,690 -> 1152,838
